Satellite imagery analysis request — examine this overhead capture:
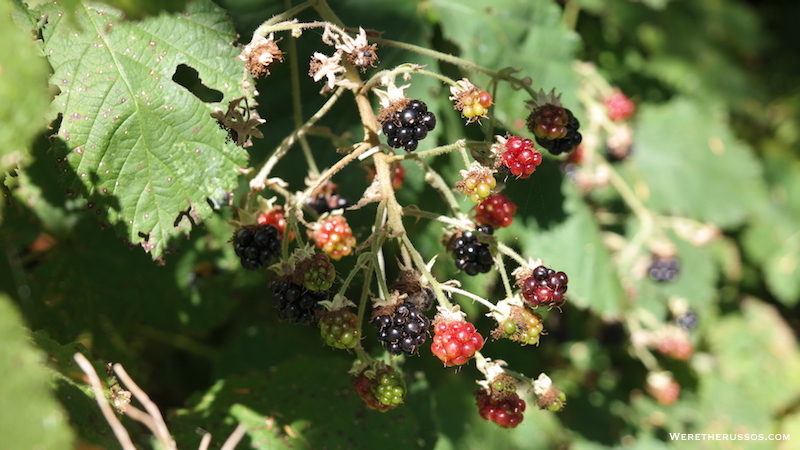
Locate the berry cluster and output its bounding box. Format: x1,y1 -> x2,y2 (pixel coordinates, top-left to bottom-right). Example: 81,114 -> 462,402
648,256 -> 680,282
460,170 -> 497,203
461,90 -> 493,120
528,103 -> 570,140
372,367 -> 406,408
314,215 -> 356,260
372,302 -> 430,355
604,91 -> 636,122
431,320 -> 484,366
451,225 -> 494,276
528,105 -> 582,155
474,193 -> 516,228
501,136 -> 542,179
233,225 -> 281,270
352,367 -> 402,412
270,279 -> 327,324
381,99 -> 436,152
676,310 -> 698,330
497,308 -> 544,346
301,252 -> 336,292
475,389 -> 526,429
319,308 -> 360,349
520,265 -> 568,309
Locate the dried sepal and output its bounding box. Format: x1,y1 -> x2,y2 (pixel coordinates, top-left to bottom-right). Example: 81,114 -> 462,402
211,97 -> 265,148
309,51 -> 346,92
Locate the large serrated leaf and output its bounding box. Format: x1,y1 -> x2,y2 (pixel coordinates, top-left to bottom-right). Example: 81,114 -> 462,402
40,0 -> 249,258
0,296 -> 74,450
631,98 -> 766,228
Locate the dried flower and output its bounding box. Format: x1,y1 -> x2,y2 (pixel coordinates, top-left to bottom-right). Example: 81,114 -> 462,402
211,97 -> 265,148
238,33 -> 285,78
309,51 -> 345,91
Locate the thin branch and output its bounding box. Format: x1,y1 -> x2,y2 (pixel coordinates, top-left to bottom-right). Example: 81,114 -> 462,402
220,424 -> 248,450
114,363 -> 176,450
73,353 -> 137,450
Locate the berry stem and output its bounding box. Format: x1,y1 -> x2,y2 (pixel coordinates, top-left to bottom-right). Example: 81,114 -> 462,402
250,86 -> 346,192
439,284 -> 498,312
400,233 -> 452,310
284,15 -> 320,178
255,0 -> 319,32
361,65 -> 461,93
412,159 -> 463,217
494,252 -> 514,301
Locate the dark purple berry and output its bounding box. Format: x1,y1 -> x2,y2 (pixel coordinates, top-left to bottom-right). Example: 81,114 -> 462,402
372,302 -> 430,355
451,225 -> 494,276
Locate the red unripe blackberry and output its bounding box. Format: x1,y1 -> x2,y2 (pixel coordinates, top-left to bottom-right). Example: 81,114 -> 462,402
604,91 -> 636,122
475,389 -> 526,428
431,320 -> 484,366
258,207 -> 295,241
451,225 -> 494,276
527,103 -> 569,140
501,136 -> 542,179
233,224 -> 281,270
371,302 -> 430,355
270,279 -> 327,324
520,265 -> 568,309
535,108 -> 582,155
475,193 -> 517,228
314,215 -> 356,260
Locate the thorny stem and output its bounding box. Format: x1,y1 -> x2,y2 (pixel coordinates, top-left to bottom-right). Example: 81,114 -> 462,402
250,86 -> 346,192
385,139 -> 468,163
113,364 -> 174,449
440,284 -> 498,312
257,0 -> 318,31
370,37 -> 538,97
415,159 -> 463,216
400,233 -> 451,309
494,252 -> 515,300
360,65 -> 460,93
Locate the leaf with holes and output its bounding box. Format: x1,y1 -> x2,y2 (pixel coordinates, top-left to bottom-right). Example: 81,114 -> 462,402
40,0 -> 250,259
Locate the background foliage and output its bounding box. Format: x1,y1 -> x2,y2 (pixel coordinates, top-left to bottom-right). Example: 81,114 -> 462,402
2,0 -> 799,448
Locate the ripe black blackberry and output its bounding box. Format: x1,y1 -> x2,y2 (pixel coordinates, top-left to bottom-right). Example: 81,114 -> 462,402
535,109 -> 582,155
648,256 -> 680,282
305,194 -> 350,215
451,225 -> 494,276
676,310 -> 698,330
381,99 -> 436,152
233,224 -> 281,270
270,279 -> 327,324
371,302 -> 430,355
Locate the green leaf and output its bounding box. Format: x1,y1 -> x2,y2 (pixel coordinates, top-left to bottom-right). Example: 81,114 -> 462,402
40,0 -> 249,259
631,98 -> 766,228
0,296 -> 74,449
0,1 -> 51,173
171,357 -> 424,449
699,298 -> 800,431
